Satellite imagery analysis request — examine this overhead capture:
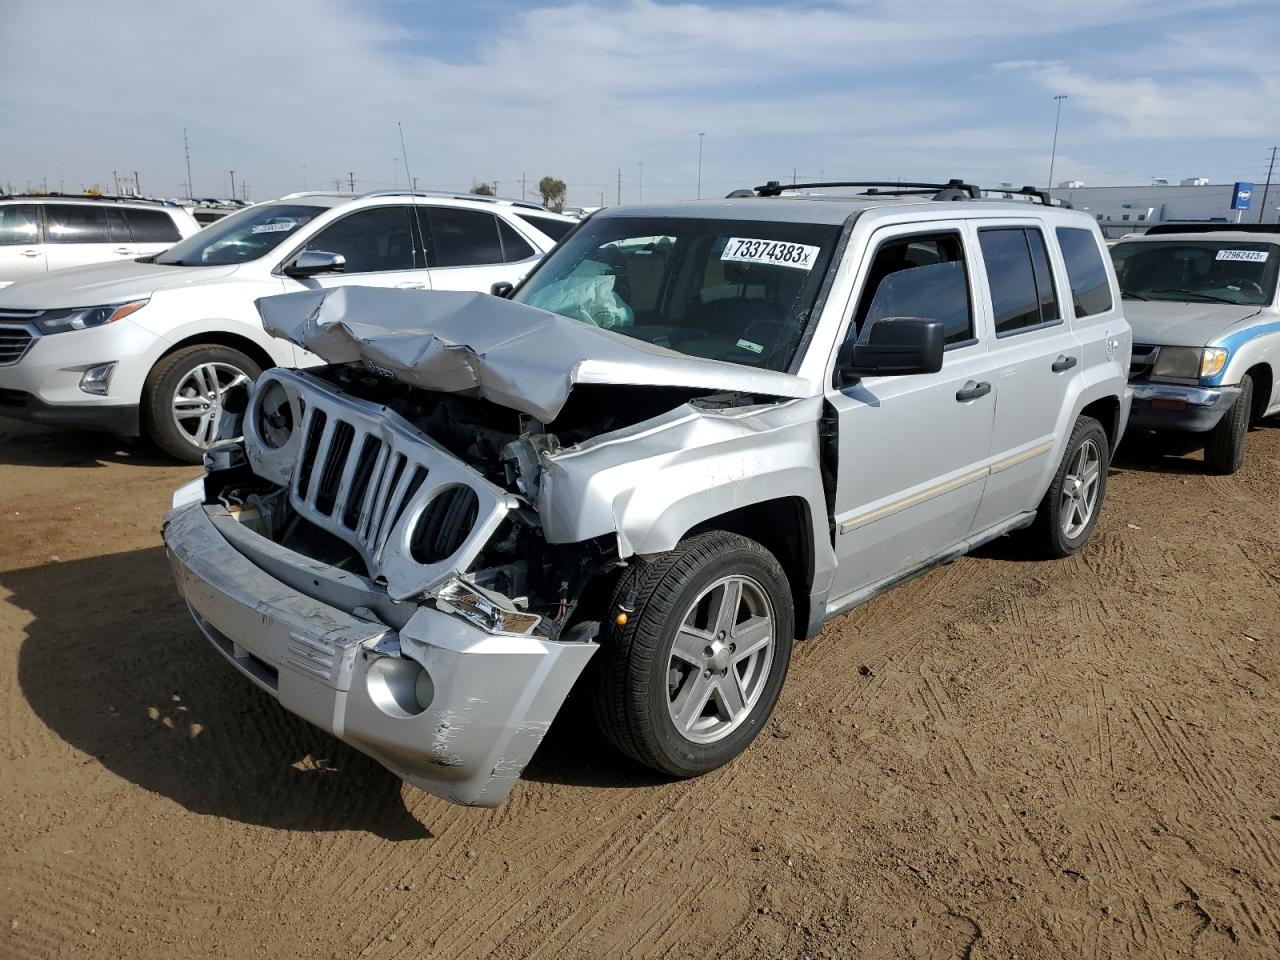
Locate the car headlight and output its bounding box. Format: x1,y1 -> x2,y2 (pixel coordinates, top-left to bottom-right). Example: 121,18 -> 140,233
436,579 -> 541,637
1151,346 -> 1204,380
34,299 -> 148,334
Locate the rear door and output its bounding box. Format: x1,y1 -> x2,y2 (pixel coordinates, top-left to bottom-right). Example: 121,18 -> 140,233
0,204 -> 45,284
969,220 -> 1082,531
416,206 -> 539,292
121,207 -> 184,257
826,224 -> 998,603
43,203 -> 130,271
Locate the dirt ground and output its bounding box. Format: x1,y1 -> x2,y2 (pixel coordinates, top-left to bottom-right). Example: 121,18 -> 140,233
1,416 -> 1278,960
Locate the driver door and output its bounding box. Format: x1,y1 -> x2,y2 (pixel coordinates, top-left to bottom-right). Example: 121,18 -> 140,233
825,224 -> 997,604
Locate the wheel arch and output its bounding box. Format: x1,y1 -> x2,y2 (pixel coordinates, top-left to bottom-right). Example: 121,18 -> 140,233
1079,394 -> 1121,453
682,496 -> 816,642
155,330 -> 277,374
1243,362 -> 1272,422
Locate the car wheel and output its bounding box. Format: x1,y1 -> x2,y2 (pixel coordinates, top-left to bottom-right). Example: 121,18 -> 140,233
591,531 -> 794,778
1203,374 -> 1253,475
1028,415 -> 1109,559
142,344 -> 261,463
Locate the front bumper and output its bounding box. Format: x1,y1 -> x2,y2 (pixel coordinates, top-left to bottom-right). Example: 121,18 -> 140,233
163,501 -> 598,806
1128,382 -> 1241,433
0,387 -> 139,435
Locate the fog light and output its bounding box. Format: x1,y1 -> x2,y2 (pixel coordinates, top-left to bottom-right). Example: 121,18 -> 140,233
366,657 -> 432,718
79,361 -> 117,396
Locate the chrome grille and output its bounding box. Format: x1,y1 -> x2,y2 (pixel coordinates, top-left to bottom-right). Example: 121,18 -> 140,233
244,369 -> 516,602
1129,343 -> 1159,380
0,324 -> 35,366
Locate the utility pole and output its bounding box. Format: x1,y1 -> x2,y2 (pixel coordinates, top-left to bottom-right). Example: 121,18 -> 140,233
599,191 -> 604,207
348,171 -> 355,192
617,167 -> 622,206
1260,146 -> 1277,225
792,167 -> 798,185
697,132 -> 705,199
183,128 -> 193,200
638,161 -> 643,203
228,169 -> 236,200
521,172 -> 527,201
1047,94 -> 1068,191
133,171 -> 140,196
113,170 -> 120,194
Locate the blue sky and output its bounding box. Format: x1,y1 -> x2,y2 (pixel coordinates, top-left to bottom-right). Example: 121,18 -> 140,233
2,0 -> 1277,205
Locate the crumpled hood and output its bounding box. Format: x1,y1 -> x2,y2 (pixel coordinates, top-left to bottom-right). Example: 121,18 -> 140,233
1125,300 -> 1261,347
0,258 -> 236,309
255,286 -> 812,422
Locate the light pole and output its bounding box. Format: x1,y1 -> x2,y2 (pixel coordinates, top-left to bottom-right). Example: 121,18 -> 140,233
1047,94 -> 1068,191
697,132 -> 705,199
638,161 -> 644,203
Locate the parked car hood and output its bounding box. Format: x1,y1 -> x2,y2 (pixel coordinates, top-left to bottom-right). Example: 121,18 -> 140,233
256,286 -> 812,422
0,259 -> 237,309
1124,300 -> 1261,347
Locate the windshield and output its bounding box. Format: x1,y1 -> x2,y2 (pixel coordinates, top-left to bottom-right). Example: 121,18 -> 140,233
512,215 -> 841,371
1111,239 -> 1279,306
155,203 -> 327,266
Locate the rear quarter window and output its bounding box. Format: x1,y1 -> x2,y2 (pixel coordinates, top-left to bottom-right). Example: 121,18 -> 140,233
1056,227 -> 1113,317
124,208 -> 182,243
515,213 -> 575,242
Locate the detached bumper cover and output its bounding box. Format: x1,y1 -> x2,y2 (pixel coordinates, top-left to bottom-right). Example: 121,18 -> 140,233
1128,382 -> 1241,433
163,501 -> 597,806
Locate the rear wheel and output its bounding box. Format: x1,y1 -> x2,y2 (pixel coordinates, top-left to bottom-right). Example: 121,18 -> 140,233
142,344 -> 260,463
1204,373 -> 1253,475
591,531 -> 794,777
1027,415 -> 1109,559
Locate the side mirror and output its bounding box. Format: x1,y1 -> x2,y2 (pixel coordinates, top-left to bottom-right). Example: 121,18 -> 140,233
284,250 -> 346,278
837,317 -> 945,384
490,281 -> 515,299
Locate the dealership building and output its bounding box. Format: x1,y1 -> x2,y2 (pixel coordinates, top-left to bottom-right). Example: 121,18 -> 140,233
1047,180 -> 1278,238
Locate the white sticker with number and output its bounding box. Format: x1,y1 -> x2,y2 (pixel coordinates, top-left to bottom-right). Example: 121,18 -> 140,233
251,220 -> 298,234
1215,249 -> 1269,262
722,237 -> 820,271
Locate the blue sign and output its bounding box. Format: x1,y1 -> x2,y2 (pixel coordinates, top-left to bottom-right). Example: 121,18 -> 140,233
1231,181 -> 1254,210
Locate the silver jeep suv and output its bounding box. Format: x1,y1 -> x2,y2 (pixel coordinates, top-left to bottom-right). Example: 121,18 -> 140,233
163,179 -> 1132,805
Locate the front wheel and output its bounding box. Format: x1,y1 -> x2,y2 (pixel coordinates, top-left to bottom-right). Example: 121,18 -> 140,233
1203,374 -> 1253,475
1027,415 -> 1109,559
142,344 -> 261,463
591,531 -> 794,778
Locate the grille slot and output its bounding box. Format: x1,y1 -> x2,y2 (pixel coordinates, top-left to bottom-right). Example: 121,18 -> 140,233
0,325 -> 35,366
296,409 -> 328,500
1130,343 -> 1158,380
315,420 -> 355,516
341,435 -> 383,530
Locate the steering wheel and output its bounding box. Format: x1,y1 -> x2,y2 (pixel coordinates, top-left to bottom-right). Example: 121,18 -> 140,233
1220,277 -> 1265,297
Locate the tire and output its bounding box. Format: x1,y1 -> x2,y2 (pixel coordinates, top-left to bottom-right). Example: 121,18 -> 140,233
1203,373 -> 1253,475
142,344 -> 261,463
1027,415 -> 1110,559
590,531 -> 794,778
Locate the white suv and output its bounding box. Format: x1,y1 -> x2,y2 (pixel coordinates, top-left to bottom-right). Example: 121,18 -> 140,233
0,196 -> 201,288
0,191 -> 576,461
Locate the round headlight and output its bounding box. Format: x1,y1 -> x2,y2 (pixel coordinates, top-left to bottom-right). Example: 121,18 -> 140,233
255,380 -> 294,449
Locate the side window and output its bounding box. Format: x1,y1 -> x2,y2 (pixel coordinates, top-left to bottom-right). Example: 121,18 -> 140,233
0,205 -> 40,245
45,204 -> 110,244
302,206 -> 416,274
1055,227 -> 1113,317
124,208 -> 182,243
104,208 -> 132,243
497,219 -> 536,262
852,231 -> 973,347
978,227 -> 1061,336
423,208 -> 504,267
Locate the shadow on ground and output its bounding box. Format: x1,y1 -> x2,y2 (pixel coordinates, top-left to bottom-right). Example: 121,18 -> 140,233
5,545 -> 662,837
0,417 -> 171,469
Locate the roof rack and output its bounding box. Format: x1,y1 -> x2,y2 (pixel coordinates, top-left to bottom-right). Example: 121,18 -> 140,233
748,179 -> 1068,207
0,192 -> 181,207
1142,222 -> 1280,236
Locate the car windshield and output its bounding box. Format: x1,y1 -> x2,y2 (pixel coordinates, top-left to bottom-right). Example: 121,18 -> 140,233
512,215 -> 841,371
1111,239 -> 1279,307
155,203 -> 327,266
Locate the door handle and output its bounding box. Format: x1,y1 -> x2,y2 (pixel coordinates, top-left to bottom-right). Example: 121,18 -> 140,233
955,380 -> 992,402
1051,354 -> 1078,372
20,249 -> 39,258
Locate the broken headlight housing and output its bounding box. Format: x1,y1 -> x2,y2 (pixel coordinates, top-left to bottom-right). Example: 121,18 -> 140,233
436,579 -> 541,637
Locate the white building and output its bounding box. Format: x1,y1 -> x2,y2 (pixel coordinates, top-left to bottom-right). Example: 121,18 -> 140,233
1048,181 -> 1278,239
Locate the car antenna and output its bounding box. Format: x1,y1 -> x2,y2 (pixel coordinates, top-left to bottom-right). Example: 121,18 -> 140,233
398,121 -> 423,265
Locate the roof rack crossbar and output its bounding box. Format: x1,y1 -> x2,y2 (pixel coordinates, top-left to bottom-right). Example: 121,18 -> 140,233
754,179 -> 982,199
0,192 -> 180,207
